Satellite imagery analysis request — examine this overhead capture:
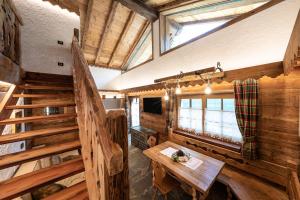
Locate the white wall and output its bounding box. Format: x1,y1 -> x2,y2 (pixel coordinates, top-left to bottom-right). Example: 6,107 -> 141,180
14,0 -> 80,75
106,0 -> 300,90
90,67 -> 122,89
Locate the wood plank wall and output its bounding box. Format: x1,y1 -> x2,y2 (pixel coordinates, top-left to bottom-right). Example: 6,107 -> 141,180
127,67 -> 300,187
139,93 -> 167,142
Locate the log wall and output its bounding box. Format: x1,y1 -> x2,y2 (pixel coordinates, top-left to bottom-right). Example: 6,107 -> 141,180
139,93 -> 168,142
127,65 -> 300,187
0,0 -> 22,84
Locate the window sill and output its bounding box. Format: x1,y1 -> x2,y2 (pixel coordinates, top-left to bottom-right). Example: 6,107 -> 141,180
173,129 -> 241,153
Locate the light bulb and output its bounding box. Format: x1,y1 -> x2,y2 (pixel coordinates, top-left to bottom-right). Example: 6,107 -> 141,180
164,91 -> 169,101
204,80 -> 212,94
175,83 -> 181,95
204,86 -> 212,94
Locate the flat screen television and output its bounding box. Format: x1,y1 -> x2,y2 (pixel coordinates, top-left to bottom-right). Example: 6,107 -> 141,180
143,97 -> 162,115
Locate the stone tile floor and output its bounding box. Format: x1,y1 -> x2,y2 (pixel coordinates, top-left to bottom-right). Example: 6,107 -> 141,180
128,135 -> 229,200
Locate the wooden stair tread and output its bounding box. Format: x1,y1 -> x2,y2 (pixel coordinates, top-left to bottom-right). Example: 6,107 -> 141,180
13,94 -> 74,98
0,125 -> 79,144
0,158 -> 84,200
43,181 -> 87,200
18,85 -> 73,90
0,140 -> 81,170
5,102 -> 76,109
0,113 -> 77,125
218,166 -> 288,200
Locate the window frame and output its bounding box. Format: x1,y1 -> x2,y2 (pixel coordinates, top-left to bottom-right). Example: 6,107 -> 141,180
175,93 -> 241,152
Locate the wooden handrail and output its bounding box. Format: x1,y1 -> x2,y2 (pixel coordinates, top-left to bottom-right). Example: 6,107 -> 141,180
0,84 -> 21,135
287,161 -> 300,200
284,10 -> 300,74
71,32 -> 123,199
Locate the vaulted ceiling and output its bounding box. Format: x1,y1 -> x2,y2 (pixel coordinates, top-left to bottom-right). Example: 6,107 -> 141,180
44,0 -> 272,70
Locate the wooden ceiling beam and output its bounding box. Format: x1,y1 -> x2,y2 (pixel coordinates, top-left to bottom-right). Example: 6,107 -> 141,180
157,0 -> 204,12
121,21 -> 150,70
108,11 -> 136,67
95,1 -> 119,65
81,0 -> 94,49
180,14 -> 240,26
44,0 -> 79,15
115,0 -> 158,21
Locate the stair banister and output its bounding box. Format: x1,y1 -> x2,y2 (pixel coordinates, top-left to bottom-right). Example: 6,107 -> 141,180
71,29 -> 123,200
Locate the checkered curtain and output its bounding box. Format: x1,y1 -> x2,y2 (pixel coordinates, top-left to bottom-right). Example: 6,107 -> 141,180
166,89 -> 176,132
234,79 -> 258,160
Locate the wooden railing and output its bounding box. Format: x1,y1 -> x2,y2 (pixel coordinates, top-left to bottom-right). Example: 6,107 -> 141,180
71,32 -> 123,200
287,162 -> 300,200
288,171 -> 300,200
284,10 -> 300,74
106,109 -> 129,200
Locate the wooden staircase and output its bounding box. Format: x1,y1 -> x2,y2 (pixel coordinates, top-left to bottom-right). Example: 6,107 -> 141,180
0,73 -> 88,199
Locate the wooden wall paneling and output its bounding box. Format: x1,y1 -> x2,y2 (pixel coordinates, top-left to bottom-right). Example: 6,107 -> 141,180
139,93 -> 167,142
0,0 -> 22,64
122,62 -> 284,93
134,65 -> 299,187
284,10 -> 300,74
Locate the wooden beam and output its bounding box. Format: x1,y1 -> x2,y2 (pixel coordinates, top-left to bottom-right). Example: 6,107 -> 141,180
108,11 -> 136,67
283,10 -> 300,74
180,14 -> 240,26
157,0 -> 204,12
115,0 -> 158,21
81,0 -> 94,49
121,21 -> 150,69
95,1 -> 119,65
44,0 -> 79,15
122,61 -> 283,93
154,67 -> 215,83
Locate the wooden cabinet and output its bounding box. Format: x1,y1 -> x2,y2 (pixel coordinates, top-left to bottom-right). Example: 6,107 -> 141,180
130,126 -> 158,150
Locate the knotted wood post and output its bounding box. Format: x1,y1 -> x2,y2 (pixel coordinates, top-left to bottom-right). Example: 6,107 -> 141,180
106,109 -> 129,200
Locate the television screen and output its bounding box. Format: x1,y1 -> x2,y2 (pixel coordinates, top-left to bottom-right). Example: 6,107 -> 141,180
143,97 -> 162,115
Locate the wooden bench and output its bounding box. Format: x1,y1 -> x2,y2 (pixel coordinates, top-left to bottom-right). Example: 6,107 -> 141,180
217,166 -> 289,200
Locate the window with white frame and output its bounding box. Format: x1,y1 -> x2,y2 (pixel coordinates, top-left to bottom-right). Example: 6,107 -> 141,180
177,95 -> 242,144
178,98 -> 202,134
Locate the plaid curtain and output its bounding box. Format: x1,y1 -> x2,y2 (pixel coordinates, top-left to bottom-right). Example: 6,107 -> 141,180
234,79 -> 258,160
165,89 -> 176,133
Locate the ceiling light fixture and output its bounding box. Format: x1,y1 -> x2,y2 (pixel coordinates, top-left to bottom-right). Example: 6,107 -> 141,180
204,79 -> 212,95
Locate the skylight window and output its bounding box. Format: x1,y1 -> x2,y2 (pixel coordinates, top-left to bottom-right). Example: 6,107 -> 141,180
170,19 -> 231,48
160,0 -> 270,53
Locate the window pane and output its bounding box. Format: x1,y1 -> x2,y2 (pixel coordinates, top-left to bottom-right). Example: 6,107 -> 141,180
207,99 -> 221,110
205,98 -> 242,143
223,99 -> 235,112
205,110 -> 222,134
180,99 -> 190,108
191,99 -> 202,109
178,98 -> 202,134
